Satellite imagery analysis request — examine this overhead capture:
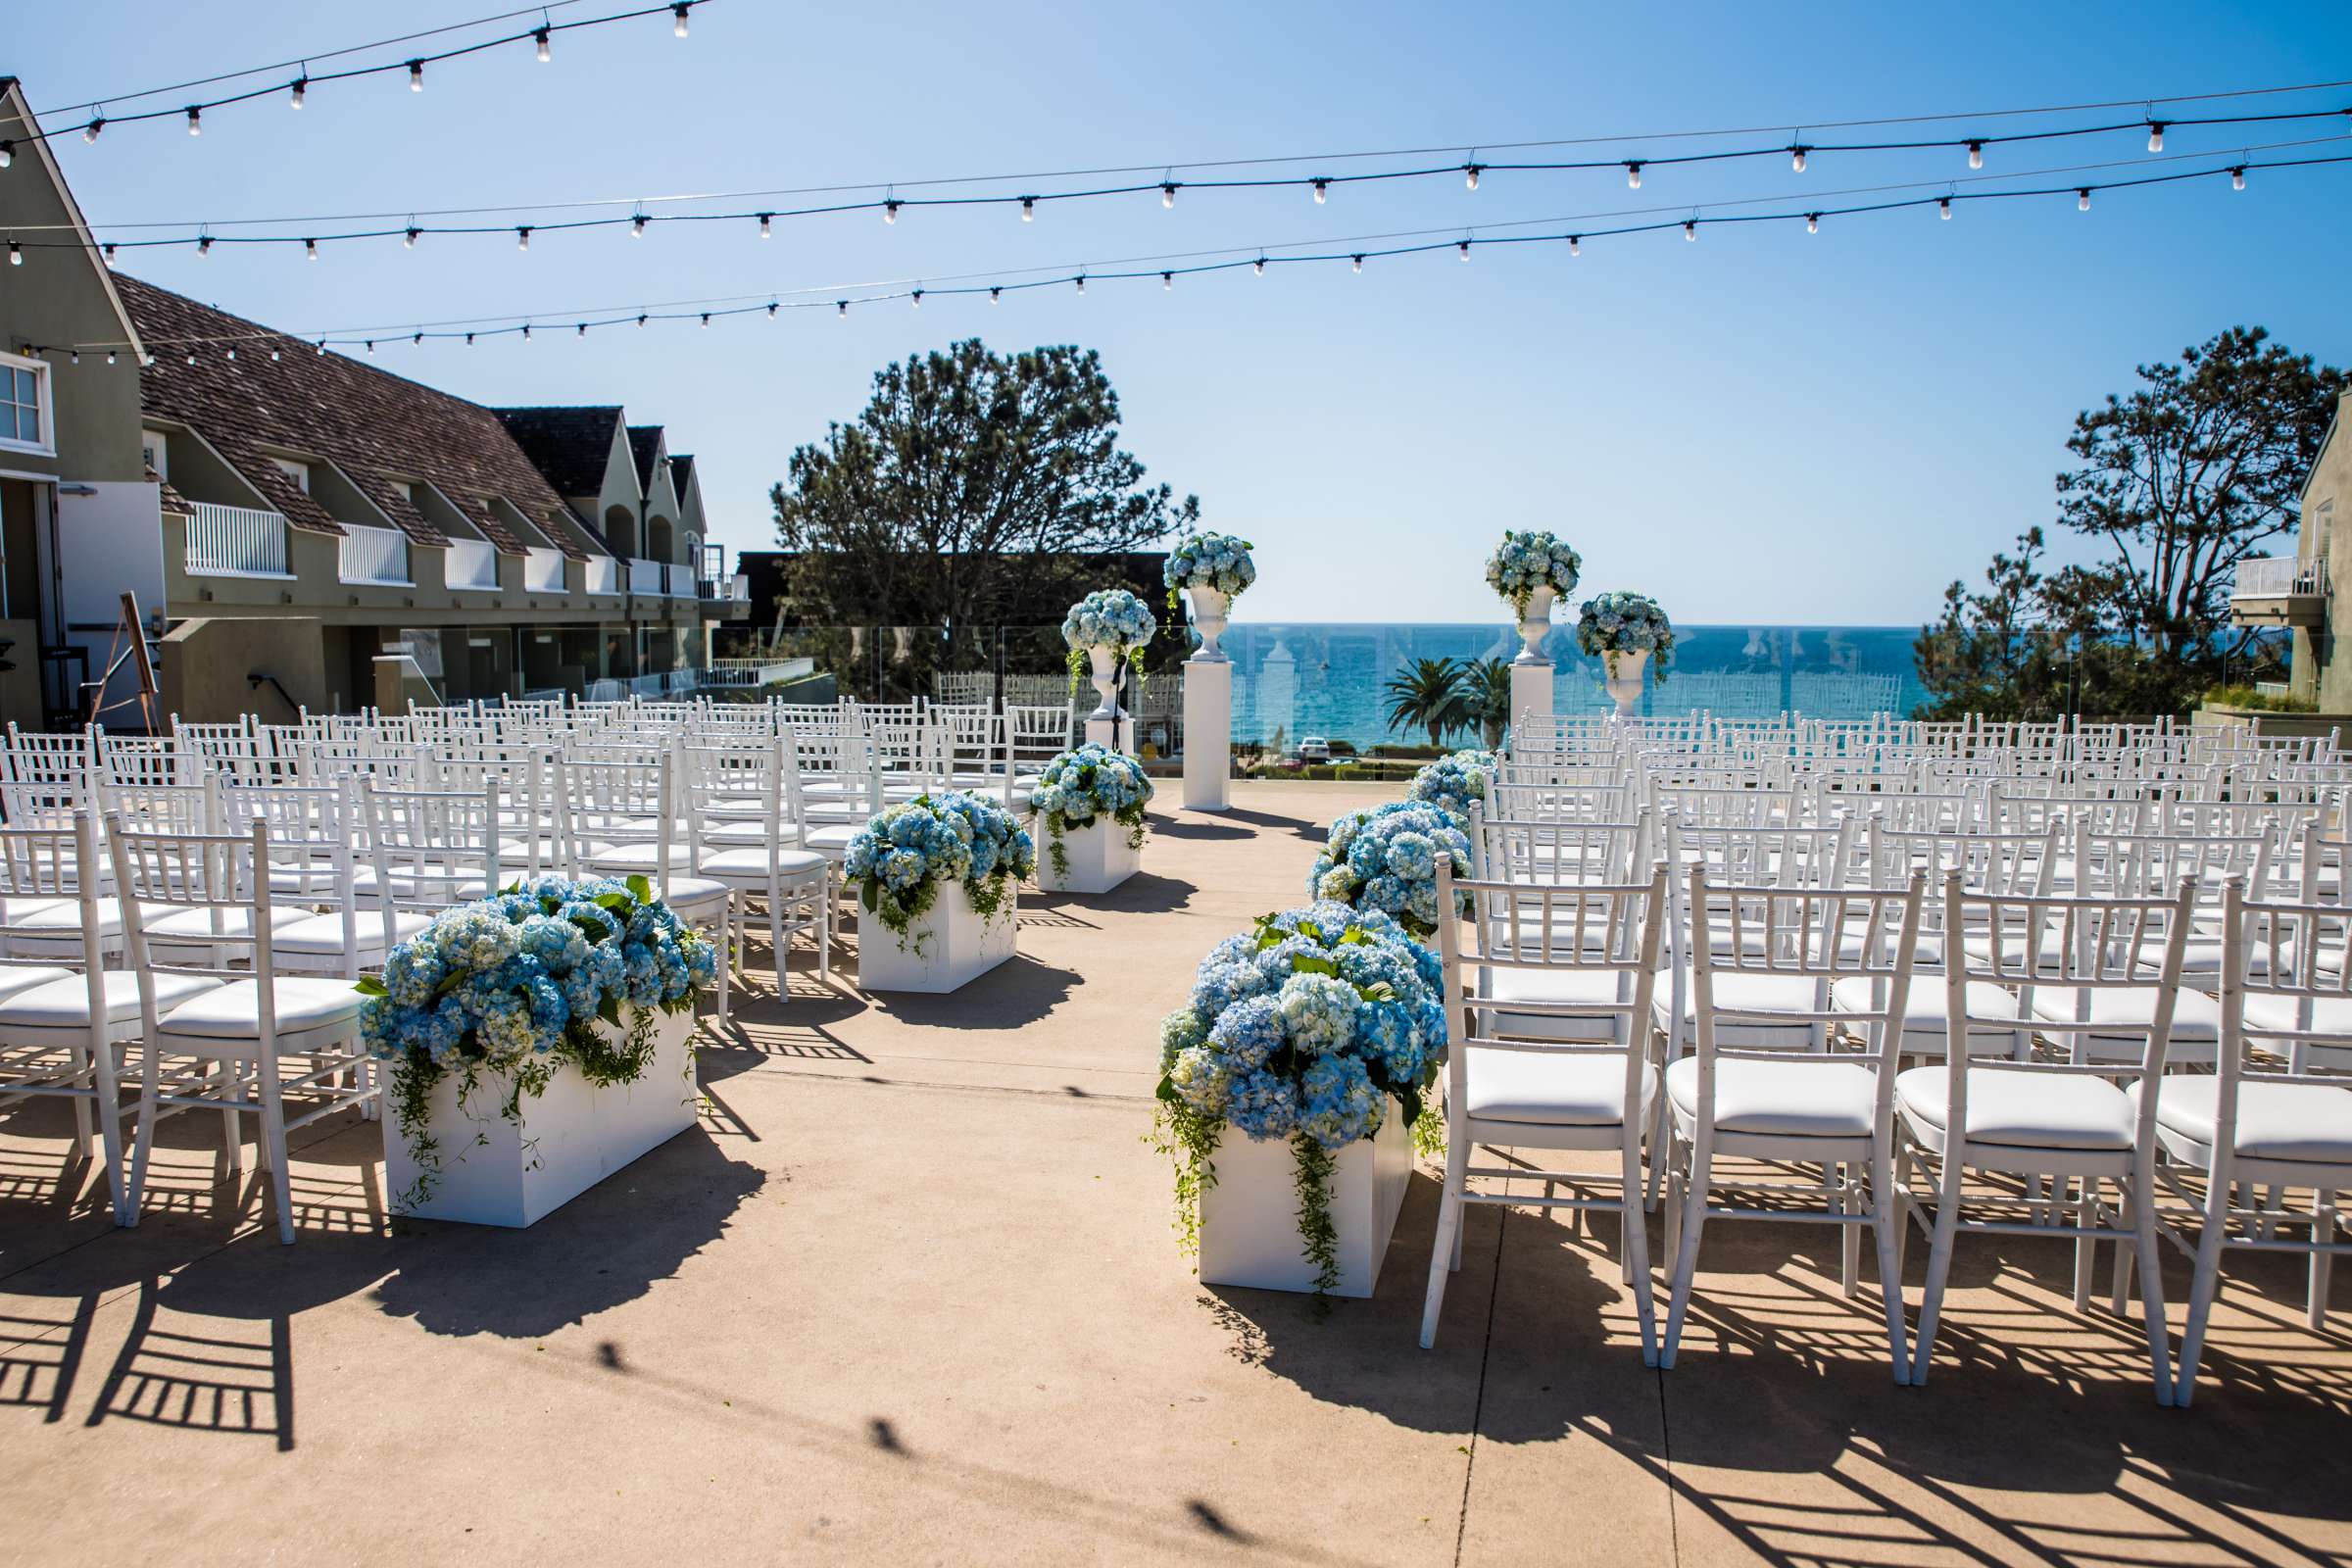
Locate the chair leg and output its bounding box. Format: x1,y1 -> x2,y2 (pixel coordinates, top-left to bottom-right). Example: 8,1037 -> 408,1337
1841,1161 -> 1863,1300
255,1051 -> 295,1246
219,1056 -> 245,1179
1660,1141 -> 1712,1370
67,1039 -> 95,1158
1643,1078 -> 1670,1213
2313,1192 -> 2337,1332
2131,1162 -> 2175,1404
1418,1129 -> 1470,1349
124,1041 -> 160,1228
2175,1188 -> 2232,1410
713,895 -> 732,1024
91,1029 -> 129,1225
2072,1176 -> 2097,1312
2110,1179 -> 2136,1314
1622,1128 -> 1659,1368
1909,1155 -> 1967,1387
1871,1128 -> 1909,1383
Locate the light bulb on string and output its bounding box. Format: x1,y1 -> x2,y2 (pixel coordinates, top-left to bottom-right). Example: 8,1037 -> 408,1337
700,313 -> 710,328
405,225 -> 420,249
411,333 -> 422,347
1020,196 -> 1036,220
1161,181 -> 1177,208
69,350 -> 78,365
83,117 -> 104,143
186,351 -> 197,364
910,289 -> 922,309
1805,212 -> 1819,233
989,286 -> 1002,304
1464,163 -> 1482,190
225,346 -> 235,361
637,314 -> 649,327
673,4 -> 690,37
1966,140 -> 1983,170
535,27 -> 552,62
106,352 -> 116,366
103,243 -> 117,265
837,300 -> 847,318
1684,220 -> 1697,241
5,241 -> 18,268
305,237 -> 318,260
2078,188 -> 2090,212
516,226 -> 531,250
631,214 -> 648,238
1351,254 -> 1363,272
312,343 -> 322,357
1938,196 -> 1952,220
1161,271 -> 1173,290
197,234 -> 213,258
1625,161 -> 1642,188
577,322 -> 587,336
365,341 -> 374,356
2231,166 -> 2246,191
1253,255 -> 1266,275
290,76 -> 306,109
466,332 -> 475,346
186,106 -> 201,135
1457,239 -> 1471,261
1311,178 -> 1328,204
1074,273 -> 1086,294
759,213 -> 771,238
1790,145 -> 1808,172
408,60 -> 424,92
2147,122 -> 2165,153
883,198 -> 901,224
0,140 -> 12,168
520,324 -> 531,342
767,302 -> 777,318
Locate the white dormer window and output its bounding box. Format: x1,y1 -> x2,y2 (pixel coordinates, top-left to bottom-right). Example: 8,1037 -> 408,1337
141,429 -> 170,479
0,353 -> 53,456
272,458 -> 311,493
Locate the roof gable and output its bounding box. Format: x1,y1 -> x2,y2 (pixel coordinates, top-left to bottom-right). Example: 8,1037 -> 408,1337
496,405 -> 629,498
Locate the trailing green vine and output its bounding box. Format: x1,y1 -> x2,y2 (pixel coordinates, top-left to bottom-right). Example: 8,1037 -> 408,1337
1291,1133 -> 1342,1311
1149,1096 -> 1222,1259
1409,1102 -> 1446,1162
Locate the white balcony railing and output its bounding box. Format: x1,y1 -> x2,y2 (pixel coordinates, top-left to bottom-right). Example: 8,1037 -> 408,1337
698,571 -> 750,604
666,561 -> 696,597
337,522 -> 411,585
705,657 -> 813,687
185,502 -> 290,577
583,556 -> 619,595
628,557 -> 663,596
446,538 -> 499,590
523,547 -> 565,592
2232,556 -> 2328,599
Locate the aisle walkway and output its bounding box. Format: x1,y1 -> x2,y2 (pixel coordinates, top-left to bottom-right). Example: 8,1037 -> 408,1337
0,782 -> 2346,1565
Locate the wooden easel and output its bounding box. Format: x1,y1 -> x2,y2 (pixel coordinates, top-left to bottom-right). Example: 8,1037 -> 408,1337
82,591 -> 162,732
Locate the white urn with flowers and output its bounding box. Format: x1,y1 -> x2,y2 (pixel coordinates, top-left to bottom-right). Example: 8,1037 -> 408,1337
1486,529 -> 1582,731
1062,588 -> 1157,751
1575,591 -> 1675,720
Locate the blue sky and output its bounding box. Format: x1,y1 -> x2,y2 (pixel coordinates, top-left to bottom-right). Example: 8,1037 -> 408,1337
10,0 -> 2350,625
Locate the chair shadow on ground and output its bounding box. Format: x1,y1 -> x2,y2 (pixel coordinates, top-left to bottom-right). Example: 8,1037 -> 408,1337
855,954 -> 1080,1031
1028,872 -> 1195,916
1197,1163 -> 2352,1565
1152,805 -> 1326,845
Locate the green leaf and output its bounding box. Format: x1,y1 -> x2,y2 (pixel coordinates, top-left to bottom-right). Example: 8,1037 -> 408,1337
597,996 -> 622,1027
353,975 -> 390,998
1154,1074 -> 1180,1102
594,891 -> 629,911
860,876 -> 880,912
1289,954 -> 1337,977
1338,926 -> 1373,947
1357,981 -> 1396,1003
624,873 -> 654,905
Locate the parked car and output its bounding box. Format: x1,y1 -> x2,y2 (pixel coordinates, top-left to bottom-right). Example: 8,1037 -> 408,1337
1297,736 -> 1332,761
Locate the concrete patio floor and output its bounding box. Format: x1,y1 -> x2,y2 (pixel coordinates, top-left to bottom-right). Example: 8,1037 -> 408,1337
2,780 -> 2348,1566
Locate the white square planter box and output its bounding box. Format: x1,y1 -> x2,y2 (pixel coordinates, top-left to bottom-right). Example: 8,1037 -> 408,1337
859,883 -> 1017,994
384,1007 -> 701,1228
1034,816 -> 1144,896
1198,1097 -> 1413,1298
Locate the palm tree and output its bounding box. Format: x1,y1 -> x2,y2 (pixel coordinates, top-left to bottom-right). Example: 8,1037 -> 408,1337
1384,657 -> 1473,747
1466,657 -> 1513,748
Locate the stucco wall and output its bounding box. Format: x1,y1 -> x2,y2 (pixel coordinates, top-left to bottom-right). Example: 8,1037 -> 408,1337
2304,391 -> 2352,710
160,615 -> 328,724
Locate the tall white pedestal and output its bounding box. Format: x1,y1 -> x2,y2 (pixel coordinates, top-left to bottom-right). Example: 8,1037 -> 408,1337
1083,714 -> 1128,753
1182,659 -> 1232,811
1509,661 -> 1553,731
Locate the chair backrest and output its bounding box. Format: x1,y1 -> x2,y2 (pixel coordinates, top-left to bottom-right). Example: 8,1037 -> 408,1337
359,779 -> 505,910
2224,878 -> 2352,1079
553,755 -> 672,875
1468,805 -> 1649,892
106,815 -> 282,1025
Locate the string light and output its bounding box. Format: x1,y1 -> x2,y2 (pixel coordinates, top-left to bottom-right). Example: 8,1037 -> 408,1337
1626,161 -> 1642,188
989,285 -> 1001,303
1967,139 -> 1983,169
107,351 -> 117,365
1350,253 -> 1363,271
1938,195 -> 1952,219
1161,181 -> 1177,208
466,331 -> 475,344
1253,255 -> 1266,274
700,312 -> 710,327
631,213 -> 647,238
270,346 -> 280,361
2232,165 -> 2246,189
409,60 -> 425,92
290,75 -> 307,109
576,321 -> 587,335
411,332 -> 422,345
1074,273 -> 1086,293
883,198 -> 901,223
638,313 -> 649,326
0,141 -> 12,168
1790,145 -> 1808,172
1021,196 -> 1036,220
225,346 -> 236,360
1464,163 -> 1482,190
520,323 -> 530,341
516,225 -> 531,249
910,288 -> 921,308
305,236 -> 318,259
1568,234 -> 1580,255
185,106 -> 201,135
197,234 -> 213,257
1311,177 -> 1328,204
673,4 -> 690,37
83,117 -> 104,144
1160,270 -> 1172,289
6,241 -> 18,267
535,26 -> 552,62
405,224 -> 420,248
1683,219 -> 1696,241
103,242 -> 117,264
759,212 -> 771,238
836,300 -> 847,318
2078,187 -> 2091,210
1806,211 -> 1819,232
766,301 -> 777,317
69,350 -> 78,365
2147,121 -> 2166,152
1457,238 -> 1471,260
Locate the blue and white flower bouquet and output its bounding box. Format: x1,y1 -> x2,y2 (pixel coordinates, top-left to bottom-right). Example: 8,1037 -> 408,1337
847,792 -> 1036,949
1308,802 -> 1474,938
1576,591 -> 1676,680
1484,529 -> 1583,615
1061,588 -> 1158,686
1161,531 -> 1257,612
357,874 -> 716,1203
1030,743 -> 1154,880
1407,749 -> 1494,823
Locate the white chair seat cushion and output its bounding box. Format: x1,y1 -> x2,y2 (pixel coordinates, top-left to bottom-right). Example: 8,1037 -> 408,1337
1463,1047 -> 1653,1126
660,875 -> 734,907
0,898 -> 70,924
1829,976 -> 2021,1039
1895,1065 -> 2133,1152
2026,985 -> 2222,1043
1664,1055 -> 1878,1139
2128,1076 -> 2352,1164
2242,992 -> 2352,1036
699,847 -> 831,880
1481,965 -> 1639,1043
803,824 -> 860,856
1652,970 -> 1822,1048
7,898 -> 170,938
351,868 -> 490,904
158,978 -> 368,1040
0,965 -> 75,1001
0,970 -> 223,1029
145,906 -> 312,946
702,819 -> 801,849
588,843 -> 694,873
273,909 -> 433,956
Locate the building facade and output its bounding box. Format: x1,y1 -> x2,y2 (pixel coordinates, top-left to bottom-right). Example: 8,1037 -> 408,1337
2230,389 -> 2352,710
0,77 -> 746,728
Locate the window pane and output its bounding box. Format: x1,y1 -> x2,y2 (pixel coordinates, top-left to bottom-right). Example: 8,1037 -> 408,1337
18,407 -> 38,443
13,368 -> 33,404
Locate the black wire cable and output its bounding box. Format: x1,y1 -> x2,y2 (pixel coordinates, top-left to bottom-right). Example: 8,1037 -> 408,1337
24,151 -> 2344,359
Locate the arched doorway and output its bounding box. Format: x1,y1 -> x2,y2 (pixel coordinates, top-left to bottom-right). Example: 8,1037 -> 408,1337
604,504 -> 636,557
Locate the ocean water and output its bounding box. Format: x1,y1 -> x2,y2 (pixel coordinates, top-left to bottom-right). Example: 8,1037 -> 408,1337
1212,623 -> 1928,747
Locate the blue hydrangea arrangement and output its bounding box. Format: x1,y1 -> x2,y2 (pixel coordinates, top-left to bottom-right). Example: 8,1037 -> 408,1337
1308,802 -> 1474,938
1152,904 -> 1449,1295
1029,744 -> 1154,880
1060,588 -> 1158,686
1484,529 -> 1583,615
846,792 -> 1037,949
1161,531 -> 1257,612
1576,590 -> 1676,680
357,874 -> 717,1205
1406,749 -> 1494,822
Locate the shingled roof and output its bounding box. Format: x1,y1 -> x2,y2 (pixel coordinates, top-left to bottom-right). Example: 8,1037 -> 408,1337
496,405 -> 628,499
666,453 -> 695,495
627,425 -> 666,495
120,275 -> 598,560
